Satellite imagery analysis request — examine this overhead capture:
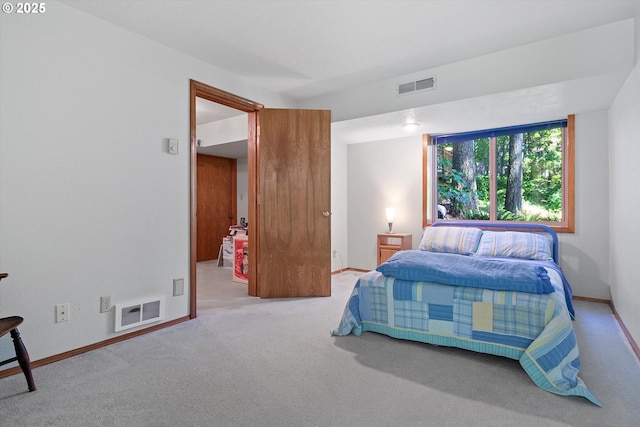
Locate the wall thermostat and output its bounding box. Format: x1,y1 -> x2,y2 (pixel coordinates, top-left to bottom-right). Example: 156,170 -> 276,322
168,138 -> 179,154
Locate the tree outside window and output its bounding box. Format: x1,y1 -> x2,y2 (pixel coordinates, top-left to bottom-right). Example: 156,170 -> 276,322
424,115 -> 574,232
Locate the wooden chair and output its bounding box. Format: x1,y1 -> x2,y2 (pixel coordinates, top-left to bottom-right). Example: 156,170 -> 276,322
0,274 -> 36,392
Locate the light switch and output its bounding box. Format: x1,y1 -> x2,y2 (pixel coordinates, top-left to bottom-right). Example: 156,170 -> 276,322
168,138 -> 179,154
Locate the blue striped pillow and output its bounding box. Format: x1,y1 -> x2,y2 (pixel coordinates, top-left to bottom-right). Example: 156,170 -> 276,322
418,226 -> 483,255
474,231 -> 553,261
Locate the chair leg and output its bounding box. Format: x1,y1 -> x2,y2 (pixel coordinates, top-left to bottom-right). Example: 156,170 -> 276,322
10,327 -> 36,392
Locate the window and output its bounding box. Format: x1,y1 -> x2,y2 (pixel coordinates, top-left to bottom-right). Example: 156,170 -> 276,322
422,115 -> 574,232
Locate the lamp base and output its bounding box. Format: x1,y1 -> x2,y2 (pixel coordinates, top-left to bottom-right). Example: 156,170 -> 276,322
387,223 -> 394,233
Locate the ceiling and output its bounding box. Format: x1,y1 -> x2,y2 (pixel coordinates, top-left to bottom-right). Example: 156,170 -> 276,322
62,0 -> 639,155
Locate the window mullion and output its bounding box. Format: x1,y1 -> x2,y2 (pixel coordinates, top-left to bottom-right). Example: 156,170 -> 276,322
489,137 -> 497,221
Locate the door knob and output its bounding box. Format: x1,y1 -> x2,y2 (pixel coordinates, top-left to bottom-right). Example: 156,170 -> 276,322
322,211 -> 331,217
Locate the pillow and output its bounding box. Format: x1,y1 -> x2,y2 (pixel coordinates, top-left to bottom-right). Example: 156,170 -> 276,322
418,226 -> 483,255
474,231 -> 553,261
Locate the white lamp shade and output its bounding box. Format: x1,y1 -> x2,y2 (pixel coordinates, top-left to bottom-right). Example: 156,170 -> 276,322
385,208 -> 395,223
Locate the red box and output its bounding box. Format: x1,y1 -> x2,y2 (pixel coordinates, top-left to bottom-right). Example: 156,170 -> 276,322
233,236 -> 248,283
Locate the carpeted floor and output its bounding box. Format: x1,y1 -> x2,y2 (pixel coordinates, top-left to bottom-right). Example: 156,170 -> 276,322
1,261 -> 639,426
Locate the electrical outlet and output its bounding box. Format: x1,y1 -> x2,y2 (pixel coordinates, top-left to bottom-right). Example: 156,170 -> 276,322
100,296 -> 112,313
56,303 -> 70,323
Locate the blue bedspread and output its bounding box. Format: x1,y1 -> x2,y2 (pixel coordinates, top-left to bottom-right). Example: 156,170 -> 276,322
332,265 -> 600,406
376,250 -> 555,294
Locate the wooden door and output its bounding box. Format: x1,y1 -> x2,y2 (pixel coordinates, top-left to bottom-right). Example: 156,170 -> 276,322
253,109 -> 331,297
196,154 -> 237,261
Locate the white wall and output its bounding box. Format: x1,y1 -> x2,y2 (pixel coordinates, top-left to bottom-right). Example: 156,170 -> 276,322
196,115 -> 247,147
347,136 -> 423,270
330,137 -> 349,272
608,16 -> 640,345
558,111 -> 610,299
237,158 -> 249,223
0,1 -> 294,363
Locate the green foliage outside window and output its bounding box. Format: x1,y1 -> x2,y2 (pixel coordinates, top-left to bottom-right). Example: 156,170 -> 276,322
437,128 -> 563,222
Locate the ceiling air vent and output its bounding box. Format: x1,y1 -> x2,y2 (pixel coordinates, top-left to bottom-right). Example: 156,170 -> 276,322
397,76 -> 436,95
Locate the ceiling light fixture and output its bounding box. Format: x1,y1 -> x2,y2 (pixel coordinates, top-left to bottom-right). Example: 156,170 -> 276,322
402,122 -> 421,131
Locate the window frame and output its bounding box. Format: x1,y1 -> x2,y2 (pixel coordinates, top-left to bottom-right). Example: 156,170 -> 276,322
422,114 -> 575,233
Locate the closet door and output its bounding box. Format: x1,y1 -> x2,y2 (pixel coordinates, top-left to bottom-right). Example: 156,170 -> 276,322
196,154 -> 236,261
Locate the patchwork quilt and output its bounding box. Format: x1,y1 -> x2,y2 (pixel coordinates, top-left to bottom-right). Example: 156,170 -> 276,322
332,267 -> 600,405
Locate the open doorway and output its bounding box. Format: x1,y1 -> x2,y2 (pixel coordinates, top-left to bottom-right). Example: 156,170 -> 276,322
189,80 -> 263,318
190,80 -> 332,315
194,98 -> 248,310
195,98 -> 247,260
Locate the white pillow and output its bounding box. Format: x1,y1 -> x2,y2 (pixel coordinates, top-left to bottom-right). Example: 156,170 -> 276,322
474,231 -> 553,261
418,226 -> 483,255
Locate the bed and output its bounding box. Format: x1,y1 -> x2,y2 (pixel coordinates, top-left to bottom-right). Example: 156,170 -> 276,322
332,222 -> 600,405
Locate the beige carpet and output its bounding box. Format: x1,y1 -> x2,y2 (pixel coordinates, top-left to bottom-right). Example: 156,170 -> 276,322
1,261 -> 639,426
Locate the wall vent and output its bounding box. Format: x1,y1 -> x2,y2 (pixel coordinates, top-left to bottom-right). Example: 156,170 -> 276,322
115,296 -> 165,332
397,76 -> 436,95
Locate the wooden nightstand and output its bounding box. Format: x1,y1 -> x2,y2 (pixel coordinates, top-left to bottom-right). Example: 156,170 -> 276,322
377,233 -> 412,265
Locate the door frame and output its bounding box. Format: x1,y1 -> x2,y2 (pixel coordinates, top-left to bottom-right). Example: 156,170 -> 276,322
189,80 -> 263,318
